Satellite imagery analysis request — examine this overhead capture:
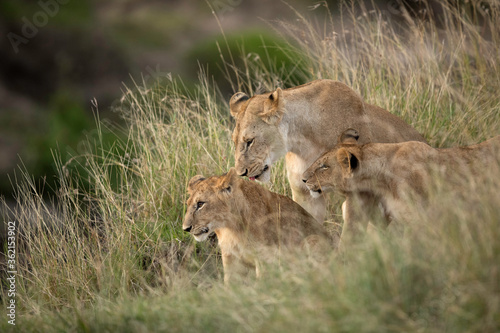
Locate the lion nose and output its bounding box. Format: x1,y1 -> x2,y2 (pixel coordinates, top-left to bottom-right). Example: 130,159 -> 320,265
239,169 -> 248,177
183,226 -> 192,233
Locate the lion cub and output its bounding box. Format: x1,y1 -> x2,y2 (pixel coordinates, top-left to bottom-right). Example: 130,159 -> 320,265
183,168 -> 331,283
303,129 -> 500,246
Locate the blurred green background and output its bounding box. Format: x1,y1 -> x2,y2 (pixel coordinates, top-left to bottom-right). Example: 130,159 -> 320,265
0,0 -> 445,199
0,0 -> 315,199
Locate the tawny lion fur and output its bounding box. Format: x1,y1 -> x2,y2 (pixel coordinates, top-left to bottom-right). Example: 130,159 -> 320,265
229,79 -> 425,233
303,129 -> 500,246
182,168 -> 331,283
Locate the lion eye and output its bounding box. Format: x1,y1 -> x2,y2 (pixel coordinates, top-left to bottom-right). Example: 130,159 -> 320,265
246,138 -> 254,148
319,164 -> 329,170
196,202 -> 205,210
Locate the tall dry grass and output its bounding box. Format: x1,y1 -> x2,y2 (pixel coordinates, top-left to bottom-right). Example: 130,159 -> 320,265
1,1 -> 500,331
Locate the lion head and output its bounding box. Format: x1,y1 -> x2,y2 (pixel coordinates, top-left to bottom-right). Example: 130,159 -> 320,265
229,89 -> 287,182
182,168 -> 242,241
302,129 -> 362,197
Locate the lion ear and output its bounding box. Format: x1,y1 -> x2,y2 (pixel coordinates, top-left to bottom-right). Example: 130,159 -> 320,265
187,175 -> 205,194
229,92 -> 249,118
258,87 -> 284,125
336,148 -> 359,175
339,128 -> 360,145
216,168 -> 238,194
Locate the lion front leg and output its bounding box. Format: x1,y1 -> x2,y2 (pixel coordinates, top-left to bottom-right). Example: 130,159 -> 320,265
222,253 -> 251,285
338,193 -> 373,250
222,253 -> 236,285
286,153 -> 327,223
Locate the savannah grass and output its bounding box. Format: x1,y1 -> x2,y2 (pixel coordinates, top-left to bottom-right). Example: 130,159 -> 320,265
2,2 -> 500,332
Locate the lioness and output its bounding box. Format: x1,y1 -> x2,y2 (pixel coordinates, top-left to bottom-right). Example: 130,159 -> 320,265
183,168 -> 331,283
230,79 -> 426,223
303,128 -> 500,245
